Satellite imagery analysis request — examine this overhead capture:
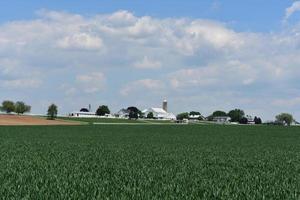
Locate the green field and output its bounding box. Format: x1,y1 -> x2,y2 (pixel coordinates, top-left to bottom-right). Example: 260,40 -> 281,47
0,125 -> 300,199
58,117 -> 173,124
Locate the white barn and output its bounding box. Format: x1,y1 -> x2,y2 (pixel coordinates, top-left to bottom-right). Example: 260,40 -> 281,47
69,111 -> 96,118
142,108 -> 176,120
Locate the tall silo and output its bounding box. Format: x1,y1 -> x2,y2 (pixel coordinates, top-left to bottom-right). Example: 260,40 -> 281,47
162,100 -> 168,112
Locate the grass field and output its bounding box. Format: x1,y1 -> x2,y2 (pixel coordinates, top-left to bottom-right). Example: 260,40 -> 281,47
0,125 -> 300,199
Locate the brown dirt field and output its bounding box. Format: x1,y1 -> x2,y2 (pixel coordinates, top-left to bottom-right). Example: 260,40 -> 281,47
0,115 -> 81,126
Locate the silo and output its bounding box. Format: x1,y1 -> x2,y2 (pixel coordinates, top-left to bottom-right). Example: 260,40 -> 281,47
162,100 -> 168,112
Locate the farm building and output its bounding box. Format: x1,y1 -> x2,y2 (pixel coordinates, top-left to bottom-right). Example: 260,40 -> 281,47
142,107 -> 176,120
69,106 -> 96,118
213,116 -> 231,123
69,111 -> 96,118
115,108 -> 130,118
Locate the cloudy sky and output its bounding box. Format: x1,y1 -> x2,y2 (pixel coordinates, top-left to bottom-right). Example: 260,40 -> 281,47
1,0 -> 300,121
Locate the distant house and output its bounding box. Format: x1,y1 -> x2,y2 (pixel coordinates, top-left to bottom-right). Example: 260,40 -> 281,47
142,107 -> 176,120
115,108 -> 130,118
69,106 -> 96,118
69,111 -> 96,118
245,115 -> 255,124
189,114 -> 203,120
213,116 -> 231,123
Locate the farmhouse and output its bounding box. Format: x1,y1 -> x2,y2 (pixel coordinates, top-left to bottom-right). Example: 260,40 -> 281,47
213,116 -> 231,123
142,107 -> 176,120
115,108 -> 130,118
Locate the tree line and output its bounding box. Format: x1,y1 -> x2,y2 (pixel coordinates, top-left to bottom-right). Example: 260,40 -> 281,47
176,109 -> 296,126
1,101 -> 296,125
0,100 -> 31,114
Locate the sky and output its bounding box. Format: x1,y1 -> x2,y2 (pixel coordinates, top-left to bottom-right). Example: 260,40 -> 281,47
1,0 -> 300,121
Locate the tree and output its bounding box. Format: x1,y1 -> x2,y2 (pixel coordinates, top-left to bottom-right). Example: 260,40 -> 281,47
239,117 -> 248,124
15,101 -> 31,115
127,106 -> 140,119
189,111 -> 201,116
228,109 -> 245,122
189,111 -> 203,120
47,104 -> 58,120
129,111 -> 138,120
177,112 -> 189,120
207,110 -> 227,121
1,100 -> 15,113
254,116 -> 262,124
147,112 -> 154,119
275,113 -> 293,126
96,105 -> 110,116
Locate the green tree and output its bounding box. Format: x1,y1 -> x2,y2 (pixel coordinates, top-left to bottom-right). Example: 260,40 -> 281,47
147,112 -> 154,119
127,106 -> 140,119
15,101 -> 31,115
1,100 -> 15,113
254,116 -> 262,124
96,105 -> 110,116
228,109 -> 245,122
47,104 -> 58,120
177,112 -> 189,120
275,113 -> 293,126
207,110 -> 227,121
189,111 -> 201,116
189,111 -> 203,120
239,117 -> 248,124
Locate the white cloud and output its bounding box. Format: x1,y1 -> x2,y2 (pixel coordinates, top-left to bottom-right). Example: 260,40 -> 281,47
57,33 -> 103,50
76,72 -> 106,93
285,1 -> 300,20
133,56 -> 162,69
120,79 -> 164,96
1,79 -> 41,89
0,10 -> 300,119
272,97 -> 300,107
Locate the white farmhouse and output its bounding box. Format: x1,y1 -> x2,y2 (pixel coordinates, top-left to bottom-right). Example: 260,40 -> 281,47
142,107 -> 176,120
213,116 -> 231,123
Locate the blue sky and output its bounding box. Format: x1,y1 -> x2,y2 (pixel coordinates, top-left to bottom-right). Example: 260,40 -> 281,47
0,0 -> 296,31
1,0 -> 300,121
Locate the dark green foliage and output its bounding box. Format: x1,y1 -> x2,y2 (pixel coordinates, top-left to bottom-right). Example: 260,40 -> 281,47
96,105 -> 110,116
1,100 -> 15,113
254,116 -> 262,124
80,108 -> 89,112
189,111 -> 201,116
276,113 -> 294,126
129,111 -> 138,119
228,109 -> 245,122
189,111 -> 203,120
207,110 -> 227,121
0,125 -> 300,199
15,101 -> 31,114
239,117 -> 248,124
127,107 -> 140,119
176,112 -> 189,120
47,104 -> 58,120
147,112 -> 154,119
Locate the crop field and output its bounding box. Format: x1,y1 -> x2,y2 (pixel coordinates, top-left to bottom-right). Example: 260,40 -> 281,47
0,125 -> 300,199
